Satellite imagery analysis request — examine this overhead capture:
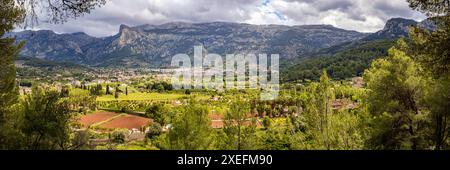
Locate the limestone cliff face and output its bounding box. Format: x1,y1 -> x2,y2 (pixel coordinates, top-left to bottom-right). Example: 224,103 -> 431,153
10,18 -> 424,68
364,18 -> 435,40
117,24 -> 140,47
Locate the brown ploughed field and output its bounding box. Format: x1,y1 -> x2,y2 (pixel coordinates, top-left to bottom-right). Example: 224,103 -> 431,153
79,112 -> 119,127
98,114 -> 151,130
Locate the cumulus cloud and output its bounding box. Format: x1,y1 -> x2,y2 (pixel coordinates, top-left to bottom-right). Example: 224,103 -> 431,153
25,0 -> 426,37
262,0 -> 426,32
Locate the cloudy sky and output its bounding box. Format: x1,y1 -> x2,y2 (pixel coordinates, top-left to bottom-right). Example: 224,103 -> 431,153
28,0 -> 426,37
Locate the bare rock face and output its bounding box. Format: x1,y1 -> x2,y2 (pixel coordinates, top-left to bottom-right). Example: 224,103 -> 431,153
10,18 -> 422,68
365,18 -> 419,40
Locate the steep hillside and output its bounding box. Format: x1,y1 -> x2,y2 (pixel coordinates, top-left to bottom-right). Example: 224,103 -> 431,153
9,22 -> 367,67
282,18 -> 434,82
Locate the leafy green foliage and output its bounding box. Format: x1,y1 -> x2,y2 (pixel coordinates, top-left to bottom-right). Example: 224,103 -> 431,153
68,88 -> 96,113
410,21 -> 450,77
407,1 -> 450,149
407,0 -> 450,16
21,86 -> 73,149
2,0 -> 450,151
364,42 -> 430,149
425,76 -> 450,149
114,87 -> 120,99
259,120 -> 293,150
17,56 -> 87,69
0,0 -> 25,149
110,129 -> 128,144
219,100 -> 258,150
146,122 -> 162,139
89,84 -> 103,96
162,100 -> 213,150
146,82 -> 173,92
283,40 -> 394,81
301,71 -> 335,149
145,103 -> 171,125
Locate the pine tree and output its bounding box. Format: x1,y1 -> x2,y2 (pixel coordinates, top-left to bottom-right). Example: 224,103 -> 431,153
408,0 -> 450,78
364,41 -> 427,149
165,100 -> 213,150
302,70 -> 335,149
318,70 -> 334,149
407,0 -> 450,16
89,84 -> 102,96
106,84 -> 110,95
1,0 -> 106,150
21,86 -> 72,149
60,86 -> 70,97
114,87 -> 119,99
408,0 -> 450,150
222,99 -> 257,150
0,0 -> 25,149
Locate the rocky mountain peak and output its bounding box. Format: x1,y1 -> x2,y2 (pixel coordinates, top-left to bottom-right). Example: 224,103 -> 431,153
119,24 -> 131,32
418,18 -> 438,31
14,18 -> 420,68
118,24 -> 139,47
364,18 -> 418,40
382,18 -> 417,32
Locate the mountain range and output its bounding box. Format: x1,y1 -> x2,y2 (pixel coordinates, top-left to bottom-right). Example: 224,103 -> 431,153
7,18 -> 432,70
281,17 -> 437,81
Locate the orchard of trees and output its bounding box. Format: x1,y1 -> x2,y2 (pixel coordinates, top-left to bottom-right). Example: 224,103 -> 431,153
1,0 -> 450,150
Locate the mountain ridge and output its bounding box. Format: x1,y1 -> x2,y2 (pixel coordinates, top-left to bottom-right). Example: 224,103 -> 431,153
281,17 -> 437,81
9,21 -> 366,67
7,18 -> 432,68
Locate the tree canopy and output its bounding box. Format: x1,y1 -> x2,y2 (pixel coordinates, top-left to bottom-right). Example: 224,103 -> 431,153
15,0 -> 106,27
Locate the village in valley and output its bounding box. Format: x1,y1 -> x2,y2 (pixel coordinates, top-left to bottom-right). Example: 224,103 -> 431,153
3,0 -> 449,151
13,58 -> 364,150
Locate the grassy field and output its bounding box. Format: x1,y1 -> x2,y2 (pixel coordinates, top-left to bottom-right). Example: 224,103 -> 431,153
96,92 -> 210,101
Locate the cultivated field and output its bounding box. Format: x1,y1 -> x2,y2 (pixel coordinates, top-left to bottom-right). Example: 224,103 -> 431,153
96,92 -> 184,101
96,92 -> 188,101
78,112 -> 120,127
99,114 -> 151,130
78,111 -> 151,130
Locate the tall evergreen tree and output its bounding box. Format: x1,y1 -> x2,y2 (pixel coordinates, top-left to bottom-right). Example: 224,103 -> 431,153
114,87 -> 119,99
21,86 -> 72,150
0,0 -> 25,149
106,84 -> 110,95
364,41 -> 428,149
408,0 -> 450,150
407,0 -> 450,16
1,0 -> 106,149
303,70 -> 335,149
222,99 -> 257,150
165,100 -> 213,150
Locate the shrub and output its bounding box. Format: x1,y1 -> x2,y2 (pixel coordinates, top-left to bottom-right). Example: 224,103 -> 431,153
110,129 -> 128,144
146,122 -> 162,139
